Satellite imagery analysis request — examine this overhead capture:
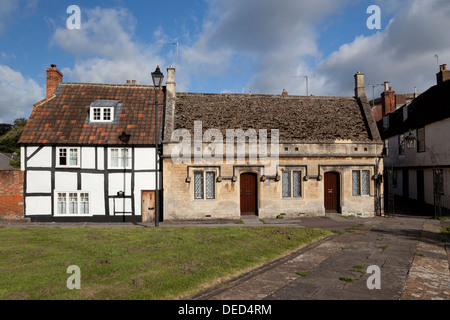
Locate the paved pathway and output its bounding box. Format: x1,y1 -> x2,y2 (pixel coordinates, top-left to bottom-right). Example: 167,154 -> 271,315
194,215 -> 450,300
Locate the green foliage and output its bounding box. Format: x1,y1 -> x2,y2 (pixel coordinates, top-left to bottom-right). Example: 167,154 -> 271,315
0,118 -> 27,167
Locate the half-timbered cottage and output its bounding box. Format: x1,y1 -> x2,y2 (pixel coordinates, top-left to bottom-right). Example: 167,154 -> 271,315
19,65 -> 164,222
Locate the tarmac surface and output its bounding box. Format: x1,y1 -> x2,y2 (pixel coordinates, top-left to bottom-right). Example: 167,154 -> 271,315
1,213 -> 449,300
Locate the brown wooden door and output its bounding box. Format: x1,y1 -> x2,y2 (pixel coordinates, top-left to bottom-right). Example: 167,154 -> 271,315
324,172 -> 340,213
240,173 -> 257,215
141,191 -> 155,222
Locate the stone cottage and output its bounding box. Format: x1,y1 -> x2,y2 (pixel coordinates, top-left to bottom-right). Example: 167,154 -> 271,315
162,68 -> 384,220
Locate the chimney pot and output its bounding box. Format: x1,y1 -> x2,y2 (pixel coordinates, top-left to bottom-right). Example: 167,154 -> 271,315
46,64 -> 63,98
437,63 -> 450,84
354,72 -> 365,98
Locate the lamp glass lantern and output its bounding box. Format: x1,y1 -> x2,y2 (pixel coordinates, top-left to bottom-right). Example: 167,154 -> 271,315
152,65 -> 164,88
405,132 -> 416,150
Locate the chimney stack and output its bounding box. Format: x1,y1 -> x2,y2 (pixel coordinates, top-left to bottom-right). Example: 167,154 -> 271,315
381,83 -> 396,116
282,89 -> 288,96
46,64 -> 63,98
354,72 -> 365,98
166,66 -> 176,134
437,64 -> 450,84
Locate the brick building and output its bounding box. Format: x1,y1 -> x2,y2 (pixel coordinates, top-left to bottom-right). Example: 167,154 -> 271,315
0,170 -> 24,219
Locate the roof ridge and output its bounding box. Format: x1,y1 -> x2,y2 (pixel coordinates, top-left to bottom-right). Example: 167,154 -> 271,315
176,92 -> 355,99
61,82 -> 158,88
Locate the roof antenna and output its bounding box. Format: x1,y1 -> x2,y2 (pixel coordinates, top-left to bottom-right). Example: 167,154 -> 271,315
434,54 -> 439,71
158,42 -> 179,72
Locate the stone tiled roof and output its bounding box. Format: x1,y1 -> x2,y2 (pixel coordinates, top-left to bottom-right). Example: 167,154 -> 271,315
172,93 -> 378,142
19,83 -> 165,146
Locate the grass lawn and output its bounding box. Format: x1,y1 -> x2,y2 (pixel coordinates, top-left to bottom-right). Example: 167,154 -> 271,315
0,226 -> 331,300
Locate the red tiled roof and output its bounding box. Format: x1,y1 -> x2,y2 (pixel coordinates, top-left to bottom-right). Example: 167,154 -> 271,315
19,83 -> 165,145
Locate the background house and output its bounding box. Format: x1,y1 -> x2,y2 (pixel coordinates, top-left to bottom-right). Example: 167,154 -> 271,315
162,69 -> 384,220
378,64 -> 450,216
18,65 -> 164,222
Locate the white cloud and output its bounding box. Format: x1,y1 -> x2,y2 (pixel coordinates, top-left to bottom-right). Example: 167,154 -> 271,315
51,7 -> 166,85
181,0 -> 350,94
318,0 -> 450,96
0,65 -> 44,124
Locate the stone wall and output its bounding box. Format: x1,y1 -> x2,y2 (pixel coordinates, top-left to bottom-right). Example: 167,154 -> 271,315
162,152 -> 384,220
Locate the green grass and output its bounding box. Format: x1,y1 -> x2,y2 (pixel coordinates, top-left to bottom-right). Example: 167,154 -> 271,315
0,226 -> 331,300
339,277 -> 355,283
350,265 -> 365,275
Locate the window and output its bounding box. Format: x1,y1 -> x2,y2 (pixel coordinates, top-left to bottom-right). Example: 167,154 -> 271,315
383,139 -> 389,157
399,134 -> 405,155
90,107 -> 114,122
109,148 -> 131,169
194,171 -> 216,199
282,170 -> 302,198
56,192 -> 90,215
89,99 -> 119,123
383,116 -> 389,129
353,170 -> 371,196
58,147 -> 79,167
417,128 -> 425,153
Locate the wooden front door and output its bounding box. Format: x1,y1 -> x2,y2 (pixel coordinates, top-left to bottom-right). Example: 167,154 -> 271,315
141,191 -> 155,222
324,172 -> 340,213
240,173 -> 257,216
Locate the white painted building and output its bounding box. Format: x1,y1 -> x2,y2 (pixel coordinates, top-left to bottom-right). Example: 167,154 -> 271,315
19,65 -> 164,222
379,64 -> 450,215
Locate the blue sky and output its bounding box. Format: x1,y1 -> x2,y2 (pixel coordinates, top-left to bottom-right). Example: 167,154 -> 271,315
1,0 -> 450,124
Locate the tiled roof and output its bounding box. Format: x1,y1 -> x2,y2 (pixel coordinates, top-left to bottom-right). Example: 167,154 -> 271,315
172,93 -> 378,142
19,83 -> 165,145
377,80 -> 450,139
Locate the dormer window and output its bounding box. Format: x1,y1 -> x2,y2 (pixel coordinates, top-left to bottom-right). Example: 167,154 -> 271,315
89,100 -> 119,123
383,115 -> 389,129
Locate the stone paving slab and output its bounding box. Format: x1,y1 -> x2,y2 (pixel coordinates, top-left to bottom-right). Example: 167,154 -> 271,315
194,215 -> 450,300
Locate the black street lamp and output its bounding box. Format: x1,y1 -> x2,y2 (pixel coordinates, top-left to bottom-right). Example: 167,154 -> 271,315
152,66 -> 164,227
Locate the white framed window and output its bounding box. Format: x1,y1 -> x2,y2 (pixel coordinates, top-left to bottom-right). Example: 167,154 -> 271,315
282,170 -> 302,198
352,170 -> 371,196
57,147 -> 80,167
109,148 -> 131,169
90,107 -> 114,122
194,171 -> 216,199
56,192 -> 90,216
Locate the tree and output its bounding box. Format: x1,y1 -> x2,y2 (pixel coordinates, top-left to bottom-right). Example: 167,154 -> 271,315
0,118 -> 27,168
0,123 -> 13,136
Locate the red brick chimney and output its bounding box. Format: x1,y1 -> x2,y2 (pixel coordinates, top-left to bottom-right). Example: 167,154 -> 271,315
282,89 -> 288,96
437,64 -> 450,84
46,64 -> 63,98
381,82 -> 396,116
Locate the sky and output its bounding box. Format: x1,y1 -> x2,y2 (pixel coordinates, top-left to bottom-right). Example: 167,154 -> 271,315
0,0 -> 450,124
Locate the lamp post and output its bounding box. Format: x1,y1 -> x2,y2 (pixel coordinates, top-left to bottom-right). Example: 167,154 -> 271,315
118,131 -> 130,222
152,65 -> 164,227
